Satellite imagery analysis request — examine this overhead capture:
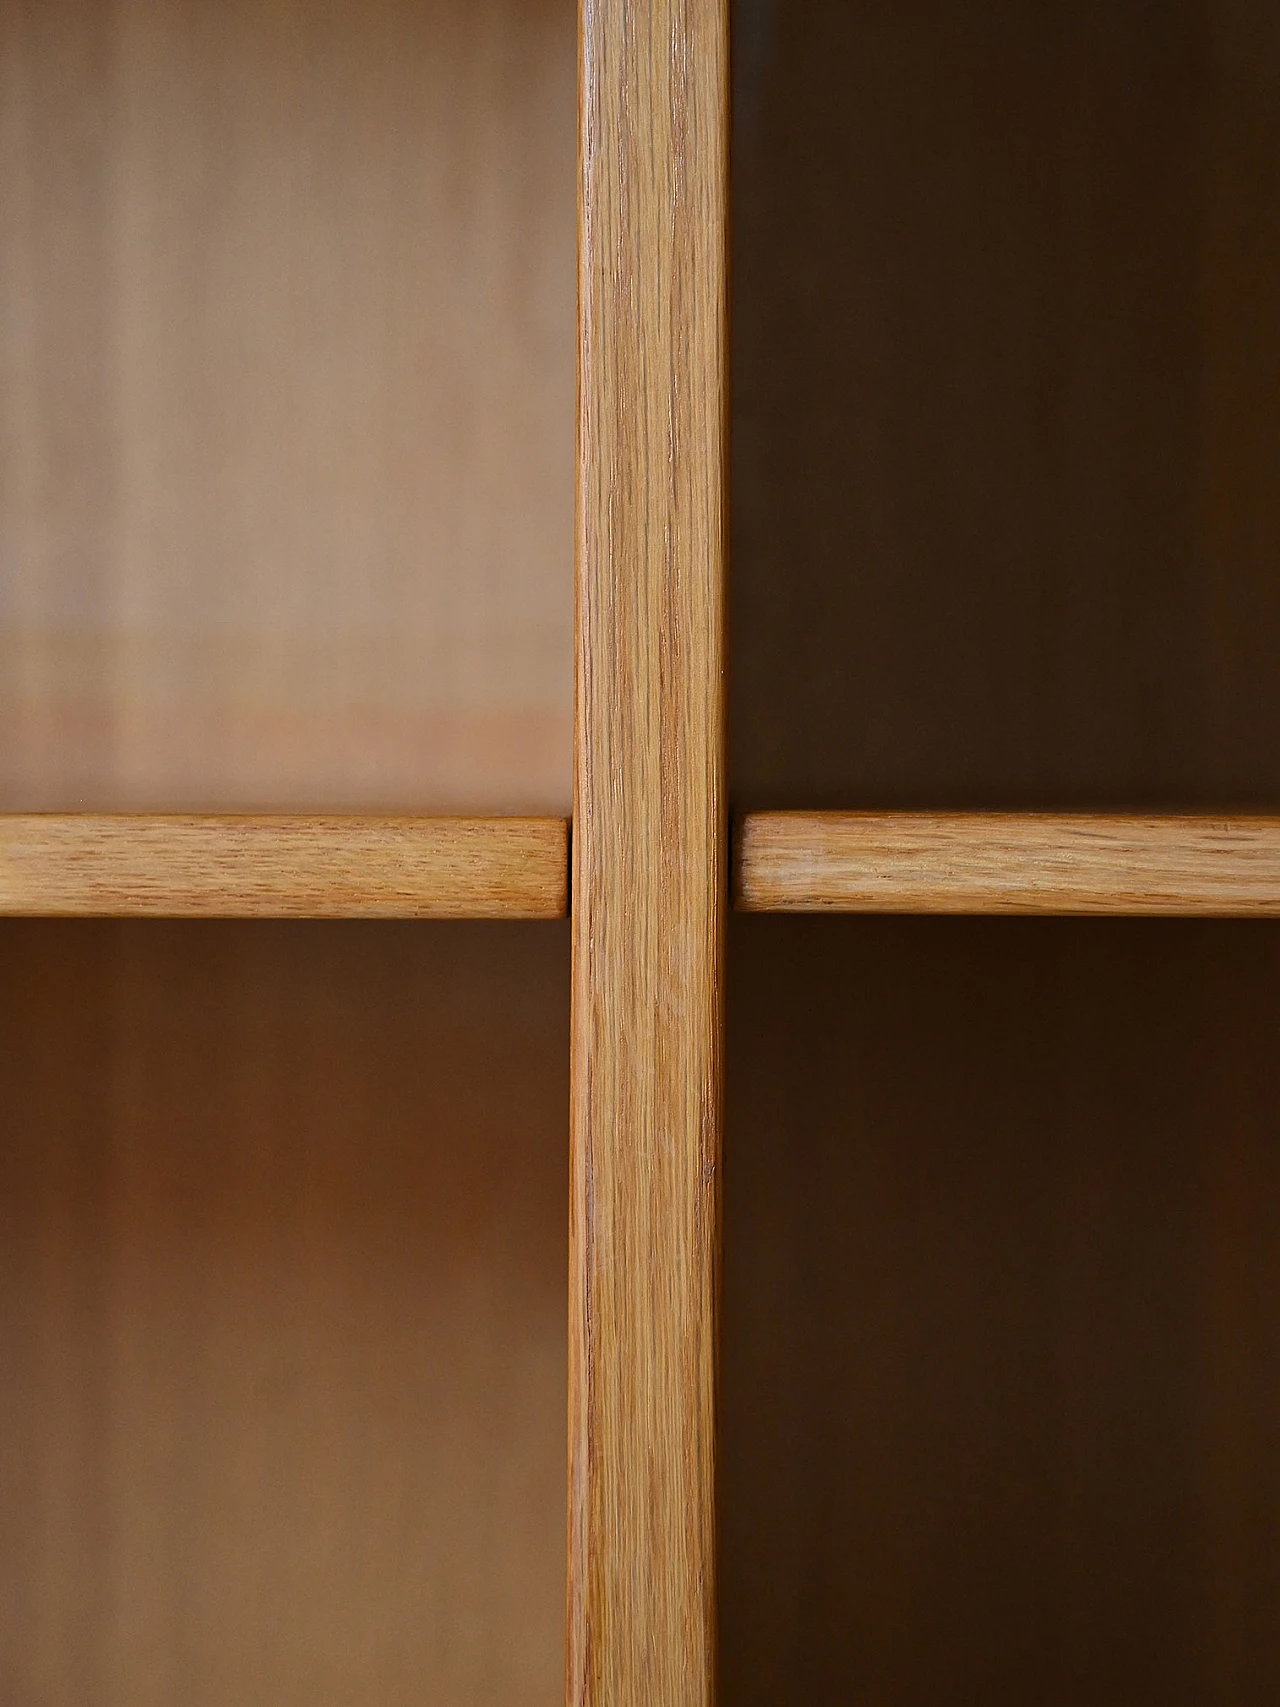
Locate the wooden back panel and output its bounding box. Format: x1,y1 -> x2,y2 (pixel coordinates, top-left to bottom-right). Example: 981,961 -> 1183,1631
0,0 -> 575,810
0,919 -> 568,1706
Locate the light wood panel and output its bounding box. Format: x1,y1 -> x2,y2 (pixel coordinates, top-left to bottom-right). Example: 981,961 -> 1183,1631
0,918 -> 569,1707
0,814 -> 568,917
722,915 -> 1280,1707
570,0 -> 728,1702
735,812 -> 1280,915
0,0 -> 575,812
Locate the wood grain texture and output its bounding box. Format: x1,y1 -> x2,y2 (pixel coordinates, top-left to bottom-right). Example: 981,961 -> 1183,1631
570,0 -> 728,1702
0,918 -> 569,1707
0,0 -> 574,812
0,815 -> 568,918
736,812 -> 1280,915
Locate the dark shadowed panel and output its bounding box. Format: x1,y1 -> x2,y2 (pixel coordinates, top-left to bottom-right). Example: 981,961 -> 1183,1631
732,0 -> 1280,809
721,915 -> 1280,1705
726,5 -> 1280,1694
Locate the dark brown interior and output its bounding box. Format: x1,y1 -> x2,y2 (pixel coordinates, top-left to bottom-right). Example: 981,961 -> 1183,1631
731,0 -> 1280,812
722,915 -> 1280,1706
724,3 -> 1280,1702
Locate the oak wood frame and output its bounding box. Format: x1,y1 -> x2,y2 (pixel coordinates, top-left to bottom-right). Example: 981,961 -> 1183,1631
570,2 -> 729,1703
0,815 -> 567,918
735,812 -> 1280,916
4,3 -> 1280,1703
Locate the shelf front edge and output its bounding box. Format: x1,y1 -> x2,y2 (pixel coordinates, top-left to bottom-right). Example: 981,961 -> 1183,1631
0,815 -> 569,919
734,812 -> 1280,916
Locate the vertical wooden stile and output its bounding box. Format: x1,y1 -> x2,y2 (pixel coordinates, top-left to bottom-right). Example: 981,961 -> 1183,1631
570,0 -> 729,1703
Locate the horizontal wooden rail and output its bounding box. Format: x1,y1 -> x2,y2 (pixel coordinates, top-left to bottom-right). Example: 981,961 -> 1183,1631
16,810 -> 1280,919
734,812 -> 1280,916
0,815 -> 568,919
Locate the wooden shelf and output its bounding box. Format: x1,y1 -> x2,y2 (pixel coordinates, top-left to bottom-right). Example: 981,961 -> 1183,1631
17,810 -> 1280,921
0,815 -> 568,919
734,812 -> 1280,916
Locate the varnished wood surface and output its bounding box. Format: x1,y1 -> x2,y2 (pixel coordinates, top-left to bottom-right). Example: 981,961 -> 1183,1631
0,814 -> 568,918
570,0 -> 728,1701
0,0 -> 574,812
722,915 -> 1280,1706
735,812 -> 1280,915
0,918 -> 569,1707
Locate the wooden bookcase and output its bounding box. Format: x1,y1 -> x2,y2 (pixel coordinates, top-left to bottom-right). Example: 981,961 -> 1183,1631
4,2 -> 1280,1704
